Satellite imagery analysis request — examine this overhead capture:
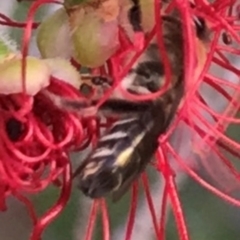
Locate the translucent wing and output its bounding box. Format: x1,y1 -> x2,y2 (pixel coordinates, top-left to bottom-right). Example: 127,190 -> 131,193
165,34 -> 240,203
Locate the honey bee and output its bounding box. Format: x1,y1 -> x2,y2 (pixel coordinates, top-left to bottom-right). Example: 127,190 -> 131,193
46,1 -> 210,201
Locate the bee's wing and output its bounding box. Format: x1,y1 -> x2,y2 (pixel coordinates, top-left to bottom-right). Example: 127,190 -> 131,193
167,114 -> 240,201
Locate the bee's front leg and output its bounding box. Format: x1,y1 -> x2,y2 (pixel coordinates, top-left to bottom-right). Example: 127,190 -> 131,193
97,98 -> 155,117
43,88 -> 155,118
128,0 -> 145,51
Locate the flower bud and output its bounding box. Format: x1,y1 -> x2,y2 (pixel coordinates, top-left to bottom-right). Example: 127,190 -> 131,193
36,8 -> 73,59
0,57 -> 51,95
69,3 -> 119,67
72,18 -> 119,67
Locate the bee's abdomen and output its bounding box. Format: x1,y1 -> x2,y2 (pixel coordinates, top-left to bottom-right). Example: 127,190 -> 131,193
77,117 -> 146,196
77,103 -> 167,198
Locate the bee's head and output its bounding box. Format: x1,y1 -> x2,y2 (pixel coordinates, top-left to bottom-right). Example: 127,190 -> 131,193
78,161 -> 122,198
121,62 -> 164,95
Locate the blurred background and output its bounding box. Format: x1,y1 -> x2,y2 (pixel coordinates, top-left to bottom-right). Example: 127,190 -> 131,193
1,1 -> 240,240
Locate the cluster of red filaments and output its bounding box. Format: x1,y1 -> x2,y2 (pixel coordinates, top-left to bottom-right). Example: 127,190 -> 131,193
1,0 -> 240,240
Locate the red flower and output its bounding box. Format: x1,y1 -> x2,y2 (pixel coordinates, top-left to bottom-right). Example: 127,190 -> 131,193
1,0 -> 240,240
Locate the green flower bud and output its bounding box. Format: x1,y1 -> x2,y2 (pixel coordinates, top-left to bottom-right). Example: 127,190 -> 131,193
36,8 -> 73,59
71,12 -> 119,68
0,57 -> 51,95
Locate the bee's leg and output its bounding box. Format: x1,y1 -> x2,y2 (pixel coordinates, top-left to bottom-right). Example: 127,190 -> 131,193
129,0 -> 142,32
98,98 -> 154,117
73,98 -> 156,118
43,87 -> 155,117
42,89 -> 96,116
129,0 -> 145,50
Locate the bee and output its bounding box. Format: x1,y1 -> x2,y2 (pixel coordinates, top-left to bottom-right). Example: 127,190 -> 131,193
75,20 -> 184,201
45,2 -> 210,201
